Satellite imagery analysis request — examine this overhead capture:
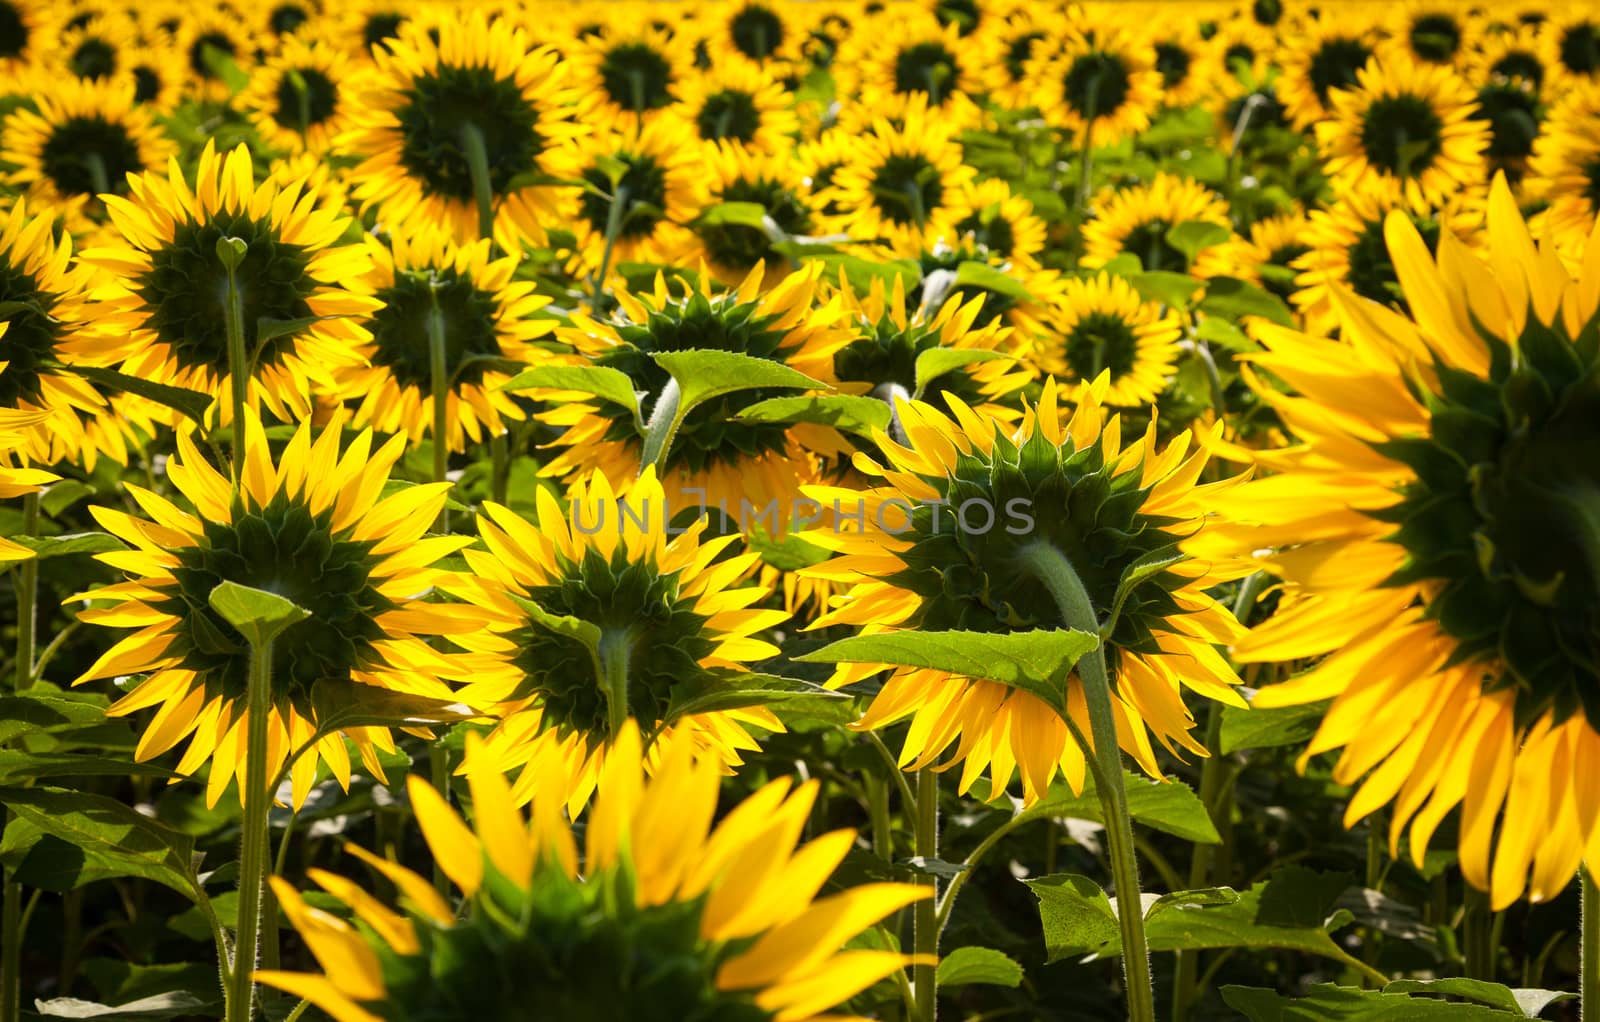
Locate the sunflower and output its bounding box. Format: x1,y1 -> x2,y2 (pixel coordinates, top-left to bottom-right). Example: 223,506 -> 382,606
345,12 -> 586,253
71,410 -> 485,810
123,43 -> 180,110
1278,16 -> 1380,128
1289,186 -> 1485,334
675,58 -> 798,154
0,0 -> 40,66
0,398 -> 55,564
899,241 -> 1068,348
1466,23 -> 1550,94
707,1 -> 804,67
1025,23 -> 1164,147
1525,79 -> 1600,247
1033,272 -> 1182,408
801,378 -> 1250,804
972,5 -> 1064,111
257,721 -> 930,1022
445,466 -> 790,809
1470,73 -> 1544,184
835,13 -> 978,113
239,35 -> 355,156
81,141 -> 379,428
1387,3 -> 1483,67
935,177 -> 1047,270
54,11 -> 136,82
1146,16 -> 1214,110
330,0 -> 409,60
690,140 -> 818,286
823,97 -> 973,252
174,12 -> 256,103
1316,56 -> 1489,213
536,263 -> 852,520
566,22 -> 695,128
337,226 -> 555,454
0,199 -> 132,470
2,76 -> 173,232
1548,10 -> 1600,82
825,269 -> 1029,423
1185,177 -> 1600,909
258,0 -> 318,39
566,117 -> 701,281
795,127 -> 856,220
1237,209 -> 1314,303
1080,172 -> 1235,275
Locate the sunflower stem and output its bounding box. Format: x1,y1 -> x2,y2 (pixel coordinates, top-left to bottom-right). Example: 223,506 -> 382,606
597,628 -> 634,741
228,637 -> 275,1022
1,491 -> 40,1022
1584,866 -> 1598,1020
1076,75 -> 1101,212
490,431 -> 509,505
1463,885 -> 1494,980
426,290 -> 451,533
1020,540 -> 1156,1022
84,152 -> 111,200
913,768 -> 940,1022
14,491 -> 38,692
592,184 -> 631,313
459,122 -> 495,245
0,876 -> 20,1022
220,238 -> 250,481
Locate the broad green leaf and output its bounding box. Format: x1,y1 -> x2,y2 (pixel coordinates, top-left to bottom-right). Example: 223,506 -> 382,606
1010,769 -> 1222,844
8,532 -> 127,558
0,299 -> 44,319
0,685 -> 110,745
797,628 -> 1099,714
1101,546 -> 1185,640
36,993 -> 208,1019
508,595 -> 605,651
200,43 -> 249,94
1223,984 -> 1521,1021
913,348 -> 1012,398
1199,276 -> 1296,329
255,316 -> 332,343
1142,880 -> 1351,957
691,201 -> 773,230
1383,980 -> 1573,1018
1219,700 -> 1330,753
207,581 -> 310,647
1024,873 -> 1121,961
41,480 -> 96,516
0,751 -> 177,783
309,681 -> 482,733
936,947 -> 1024,989
498,365 -> 643,430
0,786 -> 201,901
663,670 -> 846,722
1165,221 -> 1233,261
951,261 -> 1033,300
59,367 -> 213,426
1255,866 -> 1354,927
1129,271 -> 1204,310
735,395 -> 892,438
1195,315 -> 1259,353
641,350 -> 825,470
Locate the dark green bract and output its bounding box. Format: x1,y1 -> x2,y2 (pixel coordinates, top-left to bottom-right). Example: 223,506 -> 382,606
39,116 -> 141,199
0,260 -> 66,406
370,867 -> 772,1022
1374,305 -> 1600,728
158,491 -> 396,711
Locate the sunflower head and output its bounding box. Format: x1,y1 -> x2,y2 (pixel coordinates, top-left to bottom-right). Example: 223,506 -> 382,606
803,379 -> 1249,802
540,263 -> 852,518
676,58 -> 798,153
258,722 -> 929,1022
81,141 -> 378,426
72,411 -> 483,809
1027,23 -> 1164,145
1035,272 -> 1182,407
1081,172 -> 1235,275
835,13 -> 974,110
692,140 -> 817,285
937,177 -> 1047,269
338,225 -> 554,452
1280,19 -> 1379,128
568,118 -> 700,279
571,22 -> 693,125
240,35 -> 352,155
1191,176 -> 1600,908
447,466 -> 790,807
825,97 -> 974,251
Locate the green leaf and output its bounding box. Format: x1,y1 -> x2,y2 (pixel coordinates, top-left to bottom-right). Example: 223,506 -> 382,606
1011,769 -> 1222,844
0,786 -> 201,901
214,236 -> 247,269
1101,546 -> 1185,640
1195,315 -> 1259,353
0,686 -> 110,745
691,201 -> 774,231
936,947 -> 1024,989
1223,984 -> 1523,1021
40,479 -> 96,517
797,628 -> 1099,714
1255,865 -> 1354,927
0,299 -> 44,319
734,395 -> 891,438
8,532 -> 127,559
309,681 -> 482,733
801,254 -> 922,294
509,594 -> 605,651
951,261 -> 1033,301
1198,276 -> 1296,329
498,365 -> 643,431
1382,980 -> 1573,1017
641,350 -> 825,470
1129,271 -> 1203,310
1024,873 -> 1121,962
1142,879 -> 1351,957
36,994 -> 208,1019
1219,699 -> 1331,753
255,315 -> 333,344
58,367 -> 214,426
913,348 -> 1013,398
0,751 -> 178,783
1165,221 -> 1232,261
663,670 -> 845,722
207,581 -> 310,647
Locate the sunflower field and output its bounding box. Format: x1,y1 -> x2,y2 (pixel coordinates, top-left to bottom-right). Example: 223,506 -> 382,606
2,0 -> 1600,1019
